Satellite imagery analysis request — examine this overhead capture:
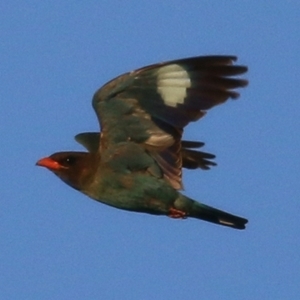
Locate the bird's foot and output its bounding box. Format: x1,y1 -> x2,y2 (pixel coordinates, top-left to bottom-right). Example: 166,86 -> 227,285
168,207 -> 187,219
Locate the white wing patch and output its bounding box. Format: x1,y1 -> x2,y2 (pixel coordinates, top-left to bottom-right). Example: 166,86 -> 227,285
156,64 -> 191,107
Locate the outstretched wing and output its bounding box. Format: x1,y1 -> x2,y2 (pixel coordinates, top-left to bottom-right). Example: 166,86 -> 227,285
75,132 -> 217,170
92,56 -> 248,189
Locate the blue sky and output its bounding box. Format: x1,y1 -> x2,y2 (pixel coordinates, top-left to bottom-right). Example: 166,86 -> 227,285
1,1 -> 299,299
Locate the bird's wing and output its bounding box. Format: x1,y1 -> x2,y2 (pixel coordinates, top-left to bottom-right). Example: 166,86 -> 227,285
75,132 -> 216,170
92,56 -> 248,189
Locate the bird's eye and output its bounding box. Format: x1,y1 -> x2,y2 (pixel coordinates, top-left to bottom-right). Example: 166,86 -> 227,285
64,156 -> 77,166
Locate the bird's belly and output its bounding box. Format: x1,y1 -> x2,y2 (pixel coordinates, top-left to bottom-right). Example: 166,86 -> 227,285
85,173 -> 178,215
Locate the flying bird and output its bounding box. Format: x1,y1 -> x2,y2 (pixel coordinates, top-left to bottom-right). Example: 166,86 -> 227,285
36,55 -> 248,229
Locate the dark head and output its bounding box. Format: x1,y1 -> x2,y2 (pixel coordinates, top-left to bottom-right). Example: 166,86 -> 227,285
36,151 -> 97,191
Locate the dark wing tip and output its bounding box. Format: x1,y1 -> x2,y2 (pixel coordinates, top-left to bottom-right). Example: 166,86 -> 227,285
181,142 -> 217,170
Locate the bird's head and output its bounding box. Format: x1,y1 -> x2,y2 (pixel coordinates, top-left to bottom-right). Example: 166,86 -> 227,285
36,152 -> 97,191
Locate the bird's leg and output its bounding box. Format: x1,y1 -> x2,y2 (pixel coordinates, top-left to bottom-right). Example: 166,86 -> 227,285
168,207 -> 187,219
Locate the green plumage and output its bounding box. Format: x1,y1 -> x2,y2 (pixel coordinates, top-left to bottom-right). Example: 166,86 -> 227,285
37,55 -> 248,230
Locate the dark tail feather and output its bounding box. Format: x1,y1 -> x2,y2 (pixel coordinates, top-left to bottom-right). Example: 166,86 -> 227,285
174,195 -> 248,229
189,201 -> 248,230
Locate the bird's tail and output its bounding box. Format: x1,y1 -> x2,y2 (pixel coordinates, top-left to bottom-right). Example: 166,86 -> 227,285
175,196 -> 248,230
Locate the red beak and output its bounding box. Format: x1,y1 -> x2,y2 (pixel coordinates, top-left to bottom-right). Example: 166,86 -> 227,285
36,157 -> 62,171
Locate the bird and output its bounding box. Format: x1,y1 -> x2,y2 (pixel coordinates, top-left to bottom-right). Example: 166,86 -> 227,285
36,55 -> 248,229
